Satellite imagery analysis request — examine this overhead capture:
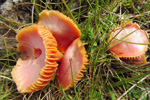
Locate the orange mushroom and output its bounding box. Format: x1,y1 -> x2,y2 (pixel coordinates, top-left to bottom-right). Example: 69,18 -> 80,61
11,24 -> 62,93
38,10 -> 81,53
108,21 -> 149,64
56,38 -> 88,90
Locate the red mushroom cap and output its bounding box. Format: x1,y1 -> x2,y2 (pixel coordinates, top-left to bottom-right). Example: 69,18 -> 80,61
11,24 -> 60,93
108,21 -> 149,58
38,10 -> 81,53
108,21 -> 149,64
56,38 -> 88,90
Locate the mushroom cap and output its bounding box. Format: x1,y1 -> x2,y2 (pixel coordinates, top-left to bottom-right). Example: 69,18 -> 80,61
11,24 -> 60,93
38,10 -> 81,53
108,21 -> 149,58
56,38 -> 88,90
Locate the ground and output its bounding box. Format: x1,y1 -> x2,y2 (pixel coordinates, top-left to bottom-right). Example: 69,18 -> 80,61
0,0 -> 150,100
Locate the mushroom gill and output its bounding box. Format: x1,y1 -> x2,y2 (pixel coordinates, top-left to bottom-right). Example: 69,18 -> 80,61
38,10 -> 81,53
120,54 -> 146,65
56,38 -> 88,90
108,21 -> 149,64
11,24 -> 60,93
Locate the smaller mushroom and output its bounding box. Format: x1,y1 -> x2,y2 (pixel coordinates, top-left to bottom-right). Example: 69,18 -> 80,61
38,10 -> 81,53
11,24 -> 62,93
56,38 -> 88,90
108,21 -> 149,64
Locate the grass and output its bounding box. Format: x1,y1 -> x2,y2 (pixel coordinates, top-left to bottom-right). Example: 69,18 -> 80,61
0,0 -> 150,99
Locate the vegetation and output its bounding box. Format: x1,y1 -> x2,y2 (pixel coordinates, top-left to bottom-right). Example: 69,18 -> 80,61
0,0 -> 150,99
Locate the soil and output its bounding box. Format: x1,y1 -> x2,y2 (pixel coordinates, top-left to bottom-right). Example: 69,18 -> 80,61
0,0 -> 31,50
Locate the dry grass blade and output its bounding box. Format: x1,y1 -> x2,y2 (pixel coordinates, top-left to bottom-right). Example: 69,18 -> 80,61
117,75 -> 150,100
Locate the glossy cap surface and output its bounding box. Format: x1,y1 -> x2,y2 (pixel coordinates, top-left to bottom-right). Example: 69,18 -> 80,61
56,38 -> 88,90
38,10 -> 81,53
108,21 -> 149,58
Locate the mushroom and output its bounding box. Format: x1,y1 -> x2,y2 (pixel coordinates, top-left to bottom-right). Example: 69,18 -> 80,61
108,21 -> 149,64
56,38 -> 88,90
38,10 -> 81,53
11,24 -> 62,93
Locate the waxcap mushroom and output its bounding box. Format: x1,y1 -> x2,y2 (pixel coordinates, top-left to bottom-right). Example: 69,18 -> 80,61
38,10 -> 81,53
108,21 -> 149,64
11,24 -> 61,93
56,38 -> 88,90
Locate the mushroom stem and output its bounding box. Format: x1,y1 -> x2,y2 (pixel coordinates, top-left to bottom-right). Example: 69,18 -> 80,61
56,50 -> 63,62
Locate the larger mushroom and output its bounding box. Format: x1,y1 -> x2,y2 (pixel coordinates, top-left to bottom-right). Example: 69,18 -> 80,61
56,38 -> 88,90
108,21 -> 149,64
11,24 -> 61,93
38,10 -> 81,53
